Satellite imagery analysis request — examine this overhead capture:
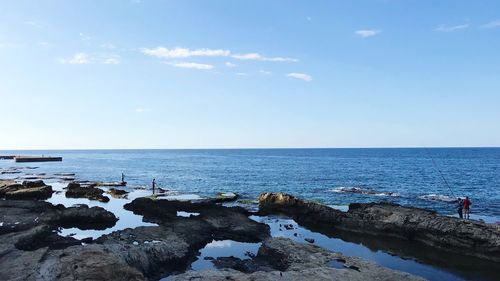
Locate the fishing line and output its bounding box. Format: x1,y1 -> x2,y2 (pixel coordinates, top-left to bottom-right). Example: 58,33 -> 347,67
425,148 -> 456,199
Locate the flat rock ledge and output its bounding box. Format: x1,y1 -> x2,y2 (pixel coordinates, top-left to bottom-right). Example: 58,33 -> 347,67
258,192 -> 500,262
0,197 -> 271,281
0,180 -> 53,200
0,200 -> 118,281
169,237 -> 424,281
65,182 -> 110,202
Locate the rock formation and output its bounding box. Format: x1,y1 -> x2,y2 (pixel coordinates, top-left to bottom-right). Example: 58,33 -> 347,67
0,180 -> 53,200
169,237 -> 424,281
258,192 -> 500,262
65,182 -> 110,202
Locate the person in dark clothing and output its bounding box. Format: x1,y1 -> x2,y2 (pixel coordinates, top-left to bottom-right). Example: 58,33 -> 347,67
152,178 -> 156,195
463,197 -> 472,219
457,198 -> 464,219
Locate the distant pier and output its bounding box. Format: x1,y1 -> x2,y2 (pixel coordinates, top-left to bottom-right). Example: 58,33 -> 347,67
14,156 -> 63,163
0,156 -> 15,160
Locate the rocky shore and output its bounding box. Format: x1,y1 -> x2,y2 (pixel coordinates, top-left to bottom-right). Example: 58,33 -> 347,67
258,192 -> 500,263
1,179 -> 499,280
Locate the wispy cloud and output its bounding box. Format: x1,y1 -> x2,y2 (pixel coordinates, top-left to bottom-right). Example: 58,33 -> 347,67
24,20 -> 44,28
236,72 -> 248,76
38,41 -> 52,47
141,46 -> 298,62
0,42 -> 17,48
167,62 -> 214,70
59,53 -> 90,64
481,19 -> 500,29
59,53 -> 120,65
231,53 -> 298,62
259,70 -> 272,75
435,23 -> 469,32
287,73 -> 312,82
142,47 -> 230,59
79,32 -> 92,42
355,29 -> 381,38
135,108 -> 148,113
103,54 -> 121,64
225,62 -> 237,67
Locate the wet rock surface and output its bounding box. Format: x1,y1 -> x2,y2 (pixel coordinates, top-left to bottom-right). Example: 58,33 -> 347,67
0,179 -> 53,199
0,200 -> 117,236
0,200 -> 118,281
65,182 -> 110,202
259,192 -> 500,262
37,244 -> 145,281
124,197 -> 270,242
108,187 -> 129,198
169,237 -> 424,281
0,195 -> 272,281
214,192 -> 239,203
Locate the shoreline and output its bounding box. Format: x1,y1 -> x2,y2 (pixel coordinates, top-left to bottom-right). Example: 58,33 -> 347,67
1,177 -> 499,281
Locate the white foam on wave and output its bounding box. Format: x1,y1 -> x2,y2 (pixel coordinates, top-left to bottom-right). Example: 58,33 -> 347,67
330,187 -> 400,197
418,194 -> 457,203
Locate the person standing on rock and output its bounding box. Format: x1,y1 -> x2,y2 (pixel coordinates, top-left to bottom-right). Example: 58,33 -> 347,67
456,198 -> 464,219
152,178 -> 156,195
463,197 -> 471,219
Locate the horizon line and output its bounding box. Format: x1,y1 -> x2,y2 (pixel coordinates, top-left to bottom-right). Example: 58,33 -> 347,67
1,146 -> 499,151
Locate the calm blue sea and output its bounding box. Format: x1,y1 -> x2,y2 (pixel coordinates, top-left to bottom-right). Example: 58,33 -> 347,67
1,148 -> 499,221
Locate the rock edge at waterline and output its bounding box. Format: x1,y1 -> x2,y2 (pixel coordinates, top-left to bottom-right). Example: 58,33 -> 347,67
258,192 -> 500,262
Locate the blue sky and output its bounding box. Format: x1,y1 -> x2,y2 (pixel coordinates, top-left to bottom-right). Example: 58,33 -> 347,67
0,0 -> 499,149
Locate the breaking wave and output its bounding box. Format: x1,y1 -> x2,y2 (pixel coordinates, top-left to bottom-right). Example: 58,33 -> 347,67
418,194 -> 458,203
330,187 -> 400,197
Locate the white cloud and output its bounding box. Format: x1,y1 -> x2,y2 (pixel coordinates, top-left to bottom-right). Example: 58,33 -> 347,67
141,46 -> 298,62
135,108 -> 147,113
142,47 -> 230,59
259,70 -> 272,75
231,53 -> 298,62
481,19 -> 500,29
236,72 -> 248,76
59,53 -> 90,64
103,54 -> 120,64
225,62 -> 237,67
167,62 -> 214,70
435,23 -> 469,32
287,72 -> 312,82
355,29 -> 381,38
59,53 -> 120,65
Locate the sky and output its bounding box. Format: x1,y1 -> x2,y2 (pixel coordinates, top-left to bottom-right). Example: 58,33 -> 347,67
0,0 -> 499,149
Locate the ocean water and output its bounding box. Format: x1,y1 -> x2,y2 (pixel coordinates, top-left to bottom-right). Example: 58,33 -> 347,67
1,148 -> 499,221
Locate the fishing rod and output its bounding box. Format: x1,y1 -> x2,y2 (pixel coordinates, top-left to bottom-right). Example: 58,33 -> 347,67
425,148 -> 456,199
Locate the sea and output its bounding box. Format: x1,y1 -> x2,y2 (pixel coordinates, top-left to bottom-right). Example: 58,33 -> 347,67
1,148 -> 499,222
